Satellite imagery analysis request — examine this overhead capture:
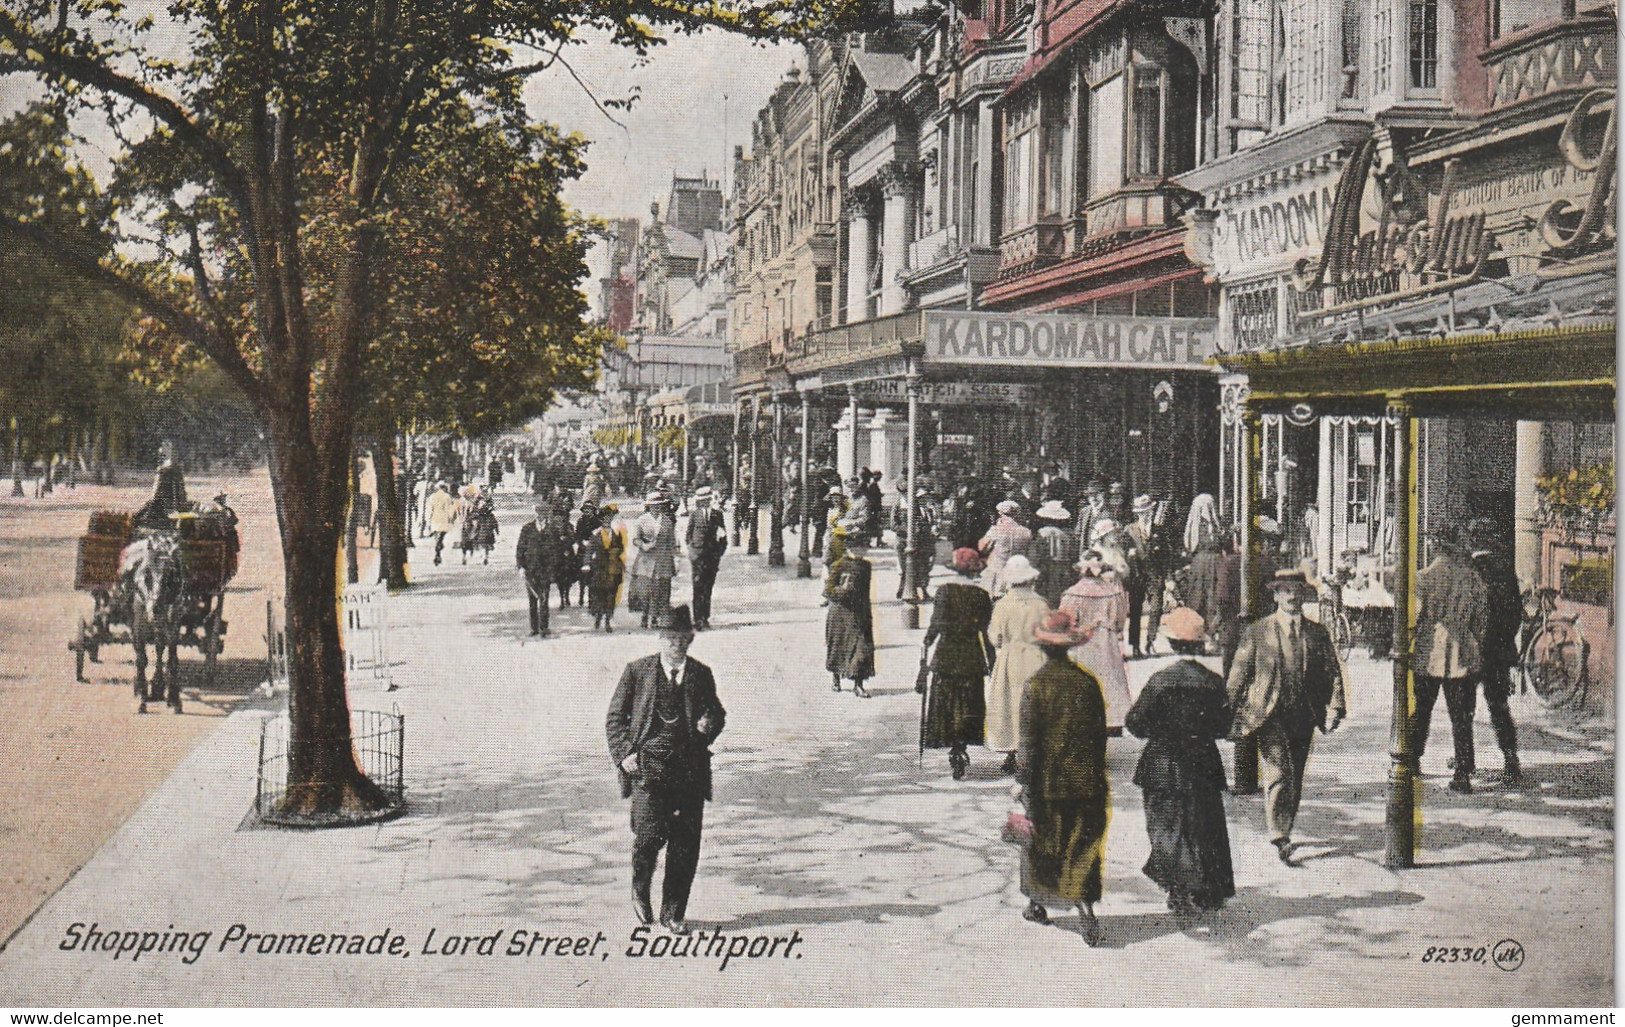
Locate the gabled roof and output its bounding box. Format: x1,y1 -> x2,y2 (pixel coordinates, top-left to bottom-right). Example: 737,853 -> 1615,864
665,227 -> 704,260
849,50 -> 915,94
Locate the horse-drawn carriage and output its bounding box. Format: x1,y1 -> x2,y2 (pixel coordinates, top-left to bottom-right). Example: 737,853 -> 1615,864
69,507 -> 240,712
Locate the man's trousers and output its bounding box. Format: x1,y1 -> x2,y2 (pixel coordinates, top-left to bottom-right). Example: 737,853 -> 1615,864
1481,663 -> 1520,759
630,783 -> 705,921
1127,576 -> 1164,653
1255,724 -> 1314,843
691,559 -> 719,626
524,577 -> 550,635
1414,674 -> 1479,775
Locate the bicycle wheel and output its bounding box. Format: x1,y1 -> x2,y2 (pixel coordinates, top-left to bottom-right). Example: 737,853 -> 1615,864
1332,611 -> 1354,662
1525,624 -> 1588,711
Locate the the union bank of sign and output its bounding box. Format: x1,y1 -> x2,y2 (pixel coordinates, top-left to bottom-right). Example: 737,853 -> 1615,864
923,312 -> 1218,371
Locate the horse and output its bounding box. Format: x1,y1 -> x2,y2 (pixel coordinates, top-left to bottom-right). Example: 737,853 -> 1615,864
117,533 -> 188,713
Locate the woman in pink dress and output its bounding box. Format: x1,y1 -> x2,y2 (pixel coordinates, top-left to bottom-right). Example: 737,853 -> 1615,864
1059,549 -> 1134,733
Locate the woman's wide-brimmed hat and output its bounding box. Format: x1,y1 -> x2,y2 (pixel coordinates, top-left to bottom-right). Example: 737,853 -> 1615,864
692,485 -> 715,501
1074,548 -> 1105,572
1093,518 -> 1118,536
1002,554 -> 1040,585
996,499 -> 1021,515
1033,608 -> 1093,647
1037,500 -> 1071,521
952,547 -> 985,576
1132,494 -> 1156,514
644,491 -> 668,506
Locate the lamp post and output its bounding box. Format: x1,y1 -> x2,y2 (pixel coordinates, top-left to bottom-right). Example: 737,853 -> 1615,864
901,358 -> 922,629
746,397 -> 761,556
768,393 -> 786,567
729,403 -> 743,548
1384,397 -> 1419,869
796,393 -> 813,578
10,417 -> 22,498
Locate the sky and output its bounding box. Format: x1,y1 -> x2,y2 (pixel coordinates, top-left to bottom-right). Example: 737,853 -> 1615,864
0,14 -> 800,317
520,30 -> 801,310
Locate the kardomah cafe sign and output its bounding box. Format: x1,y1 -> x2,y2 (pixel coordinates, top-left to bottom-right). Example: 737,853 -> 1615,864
923,312 -> 1217,370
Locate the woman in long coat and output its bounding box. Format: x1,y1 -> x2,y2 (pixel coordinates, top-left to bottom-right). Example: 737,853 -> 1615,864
1059,550 -> 1134,732
462,487 -> 499,564
1032,500 -> 1076,606
985,555 -> 1050,775
825,540 -> 876,697
630,495 -> 679,629
921,547 -> 994,778
980,500 -> 1033,595
583,504 -> 626,632
1017,608 -> 1109,945
822,488 -> 849,586
1124,659 -> 1235,914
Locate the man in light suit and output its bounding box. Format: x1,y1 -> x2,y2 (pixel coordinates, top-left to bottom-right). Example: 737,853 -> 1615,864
1228,569 -> 1346,864
605,606 -> 726,934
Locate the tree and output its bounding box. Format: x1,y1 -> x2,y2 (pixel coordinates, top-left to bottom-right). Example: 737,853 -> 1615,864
0,102 -> 139,486
0,0 -> 866,819
351,106 -> 610,588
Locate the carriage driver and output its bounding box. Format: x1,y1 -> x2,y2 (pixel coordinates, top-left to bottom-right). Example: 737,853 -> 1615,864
135,463 -> 192,531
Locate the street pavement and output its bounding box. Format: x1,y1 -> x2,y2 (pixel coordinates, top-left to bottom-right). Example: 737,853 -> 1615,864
0,489 -> 1612,1006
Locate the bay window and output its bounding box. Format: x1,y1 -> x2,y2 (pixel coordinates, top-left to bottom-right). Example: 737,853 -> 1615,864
1088,74 -> 1125,198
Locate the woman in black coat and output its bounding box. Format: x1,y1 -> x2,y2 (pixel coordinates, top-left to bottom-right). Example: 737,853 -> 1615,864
825,539 -> 876,698
1124,659 -> 1235,914
920,547 -> 994,778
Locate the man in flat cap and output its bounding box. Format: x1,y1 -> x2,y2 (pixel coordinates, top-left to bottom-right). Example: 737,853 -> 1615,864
1227,568 -> 1346,864
606,605 -> 726,935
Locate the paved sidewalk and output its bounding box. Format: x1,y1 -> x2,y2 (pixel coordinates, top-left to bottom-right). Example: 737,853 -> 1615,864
0,499 -> 1612,1006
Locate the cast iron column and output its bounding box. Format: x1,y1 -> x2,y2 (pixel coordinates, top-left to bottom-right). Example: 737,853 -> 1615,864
1231,403 -> 1264,795
797,394 -> 813,578
901,359 -> 921,629
1384,397 -> 1419,869
768,393 -> 786,567
729,404 -> 743,548
747,397 -> 761,556
10,418 -> 22,498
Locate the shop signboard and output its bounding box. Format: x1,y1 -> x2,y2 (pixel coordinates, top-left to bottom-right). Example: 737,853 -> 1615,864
923,311 -> 1218,370
850,380 -> 1037,405
1209,172 -> 1341,280
936,433 -> 976,445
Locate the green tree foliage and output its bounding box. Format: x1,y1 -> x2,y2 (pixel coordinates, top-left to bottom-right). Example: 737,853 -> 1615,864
0,0 -> 869,817
0,103 -> 135,467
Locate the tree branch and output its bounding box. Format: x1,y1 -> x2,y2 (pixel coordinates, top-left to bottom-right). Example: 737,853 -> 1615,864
0,217 -> 263,407
0,9 -> 262,251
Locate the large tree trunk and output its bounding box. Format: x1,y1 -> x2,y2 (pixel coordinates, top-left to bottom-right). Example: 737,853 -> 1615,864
266,410 -> 389,817
372,432 -> 410,590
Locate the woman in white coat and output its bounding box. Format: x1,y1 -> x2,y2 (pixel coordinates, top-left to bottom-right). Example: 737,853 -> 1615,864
985,555 -> 1051,775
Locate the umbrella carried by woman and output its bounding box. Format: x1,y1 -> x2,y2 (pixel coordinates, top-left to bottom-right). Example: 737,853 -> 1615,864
1124,659 -> 1235,915
1059,549 -> 1134,733
986,555 -> 1050,776
920,547 -> 995,779
1016,608 -> 1110,946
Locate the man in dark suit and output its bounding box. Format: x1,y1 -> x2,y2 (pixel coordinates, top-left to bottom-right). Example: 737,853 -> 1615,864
1227,569 -> 1346,864
1468,519 -> 1522,783
685,486 -> 728,631
605,606 -> 726,934
515,503 -> 560,637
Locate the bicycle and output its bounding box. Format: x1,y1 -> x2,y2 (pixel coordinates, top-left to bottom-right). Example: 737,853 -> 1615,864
1518,587 -> 1591,711
1316,568 -> 1355,663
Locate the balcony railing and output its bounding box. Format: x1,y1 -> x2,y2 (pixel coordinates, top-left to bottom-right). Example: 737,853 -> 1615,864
785,310 -> 926,373
1484,15 -> 1617,110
